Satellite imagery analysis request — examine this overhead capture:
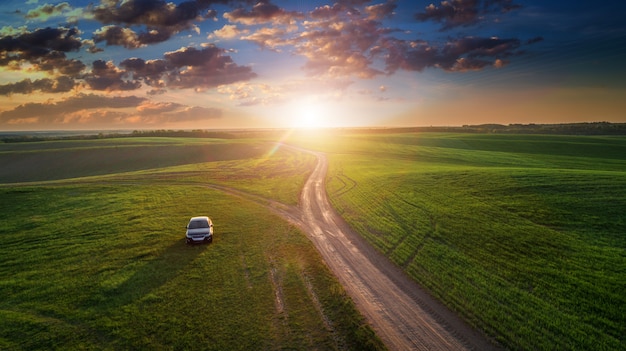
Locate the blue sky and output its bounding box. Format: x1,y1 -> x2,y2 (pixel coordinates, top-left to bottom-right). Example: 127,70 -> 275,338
0,0 -> 624,130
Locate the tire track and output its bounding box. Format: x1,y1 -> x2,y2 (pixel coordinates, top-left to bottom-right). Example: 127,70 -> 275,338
50,145 -> 503,350
291,146 -> 503,351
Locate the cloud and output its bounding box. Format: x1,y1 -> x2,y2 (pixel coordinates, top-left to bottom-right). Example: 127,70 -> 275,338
0,93 -> 222,127
415,0 -> 522,30
136,101 -> 182,114
309,4 -> 346,19
119,57 -> 169,88
85,59 -> 142,91
0,77 -> 75,96
161,45 -> 257,90
526,36 -> 544,45
416,0 -> 480,29
0,93 -> 146,125
93,25 -> 142,49
0,0 -> 529,100
227,0 -> 525,79
0,26 -> 84,74
90,0 -> 233,47
89,45 -> 255,92
84,43 -> 256,93
92,0 -> 203,26
0,26 -> 29,37
224,1 -> 303,25
162,106 -> 222,122
231,3 -> 392,78
217,82 -> 286,106
365,1 -> 397,20
136,101 -> 221,122
210,24 -> 248,40
25,2 -> 72,21
294,15 -> 387,78
0,0 -> 540,130
235,1 -> 516,80
384,36 -> 521,73
240,26 -> 289,50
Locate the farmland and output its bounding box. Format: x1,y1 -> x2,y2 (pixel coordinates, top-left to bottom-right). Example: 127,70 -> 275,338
0,137 -> 383,350
2,130 -> 625,351
286,131 -> 626,350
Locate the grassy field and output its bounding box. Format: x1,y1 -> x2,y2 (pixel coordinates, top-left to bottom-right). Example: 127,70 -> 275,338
0,137 -> 384,350
287,131 -> 626,350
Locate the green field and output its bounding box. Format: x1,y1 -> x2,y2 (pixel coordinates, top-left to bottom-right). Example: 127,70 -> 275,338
3,131 -> 625,350
0,137 -> 384,350
287,131 -> 626,350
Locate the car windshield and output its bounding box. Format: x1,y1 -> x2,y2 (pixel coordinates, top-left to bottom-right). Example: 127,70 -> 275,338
188,219 -> 209,229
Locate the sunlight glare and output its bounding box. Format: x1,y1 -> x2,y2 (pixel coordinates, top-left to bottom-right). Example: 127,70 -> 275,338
291,98 -> 328,129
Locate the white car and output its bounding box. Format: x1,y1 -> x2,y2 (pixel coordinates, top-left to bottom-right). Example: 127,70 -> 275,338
185,216 -> 213,244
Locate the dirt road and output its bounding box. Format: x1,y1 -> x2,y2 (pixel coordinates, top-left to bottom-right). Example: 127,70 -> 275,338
288,149 -> 502,351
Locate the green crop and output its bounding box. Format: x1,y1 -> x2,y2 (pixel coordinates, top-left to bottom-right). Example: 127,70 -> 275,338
291,132 -> 625,350
0,137 -> 384,351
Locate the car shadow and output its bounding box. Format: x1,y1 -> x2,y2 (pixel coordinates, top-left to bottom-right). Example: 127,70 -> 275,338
85,238 -> 208,310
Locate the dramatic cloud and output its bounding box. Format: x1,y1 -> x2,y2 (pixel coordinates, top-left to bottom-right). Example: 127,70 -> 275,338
90,0 -> 229,47
0,0 -> 566,130
119,57 -> 169,88
161,45 -> 257,90
224,2 -> 303,25
234,0 -> 522,79
0,27 -> 83,70
93,25 -> 142,49
384,36 -> 521,73
415,0 -> 522,30
0,26 -> 87,79
85,59 -> 142,91
292,8 -> 390,78
112,45 -> 256,91
0,0 -> 527,92
0,77 -> 75,96
92,0 -> 208,26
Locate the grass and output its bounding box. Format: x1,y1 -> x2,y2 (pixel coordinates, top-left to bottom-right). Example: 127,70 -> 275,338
0,137 -> 269,183
0,137 -> 384,350
286,131 -> 626,350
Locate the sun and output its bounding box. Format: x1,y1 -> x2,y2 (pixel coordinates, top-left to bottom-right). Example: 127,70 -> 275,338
297,106 -> 323,129
290,98 -> 329,129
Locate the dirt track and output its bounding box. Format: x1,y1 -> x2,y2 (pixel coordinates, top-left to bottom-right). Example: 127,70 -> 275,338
62,144 -> 503,350
283,148 -> 503,351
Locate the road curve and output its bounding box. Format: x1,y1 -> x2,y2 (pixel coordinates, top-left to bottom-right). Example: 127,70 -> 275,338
293,148 -> 502,351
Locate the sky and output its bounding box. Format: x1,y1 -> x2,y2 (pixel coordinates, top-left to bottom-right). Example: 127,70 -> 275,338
0,0 -> 625,130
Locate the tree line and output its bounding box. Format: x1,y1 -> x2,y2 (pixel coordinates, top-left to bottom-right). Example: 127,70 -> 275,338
2,122 -> 626,143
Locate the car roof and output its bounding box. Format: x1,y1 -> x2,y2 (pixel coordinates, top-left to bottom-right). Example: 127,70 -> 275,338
189,216 -> 210,222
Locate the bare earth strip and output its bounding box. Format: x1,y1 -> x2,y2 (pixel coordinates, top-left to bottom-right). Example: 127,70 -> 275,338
283,148 -> 503,351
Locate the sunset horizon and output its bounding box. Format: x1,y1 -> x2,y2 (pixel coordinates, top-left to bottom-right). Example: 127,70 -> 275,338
1,0 -> 624,131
